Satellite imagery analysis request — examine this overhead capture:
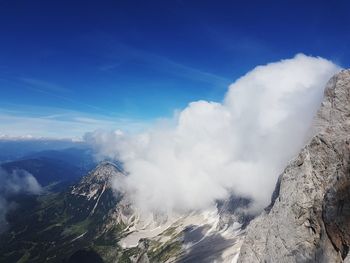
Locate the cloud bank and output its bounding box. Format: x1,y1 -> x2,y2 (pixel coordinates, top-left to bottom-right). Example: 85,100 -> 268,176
0,168 -> 42,232
86,54 -> 340,214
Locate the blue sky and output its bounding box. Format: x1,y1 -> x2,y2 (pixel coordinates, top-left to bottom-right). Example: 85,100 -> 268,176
0,0 -> 350,138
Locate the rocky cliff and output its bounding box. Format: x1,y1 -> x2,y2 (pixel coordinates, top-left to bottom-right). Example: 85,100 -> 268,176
238,70 -> 350,262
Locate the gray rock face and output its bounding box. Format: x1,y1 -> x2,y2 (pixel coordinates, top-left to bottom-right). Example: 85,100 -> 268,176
238,70 -> 350,263
217,195 -> 253,230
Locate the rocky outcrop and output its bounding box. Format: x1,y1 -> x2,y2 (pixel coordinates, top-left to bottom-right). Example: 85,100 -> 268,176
217,195 -> 253,230
71,161 -> 123,196
238,70 -> 350,262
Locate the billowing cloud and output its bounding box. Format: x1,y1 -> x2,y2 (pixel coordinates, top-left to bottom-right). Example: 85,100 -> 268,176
86,54 -> 340,214
0,168 -> 42,232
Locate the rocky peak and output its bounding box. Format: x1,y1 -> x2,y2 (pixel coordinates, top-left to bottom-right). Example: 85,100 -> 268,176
238,70 -> 350,262
315,69 -> 350,135
71,161 -> 123,198
87,161 -> 123,183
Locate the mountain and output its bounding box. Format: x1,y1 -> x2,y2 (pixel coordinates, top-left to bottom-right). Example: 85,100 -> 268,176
0,160 -> 250,262
0,139 -> 84,163
0,162 -> 124,263
0,147 -> 97,190
238,70 -> 350,262
23,147 -> 96,170
2,158 -> 84,187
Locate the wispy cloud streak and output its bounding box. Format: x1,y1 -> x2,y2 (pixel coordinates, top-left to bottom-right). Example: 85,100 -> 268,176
0,106 -> 149,139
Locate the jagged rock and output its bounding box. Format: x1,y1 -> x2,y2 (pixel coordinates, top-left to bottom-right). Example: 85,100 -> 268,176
238,70 -> 350,263
217,195 -> 253,230
71,161 -> 123,197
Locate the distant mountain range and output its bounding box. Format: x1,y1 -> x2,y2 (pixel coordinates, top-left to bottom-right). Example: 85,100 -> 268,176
0,139 -> 85,163
0,143 -> 97,189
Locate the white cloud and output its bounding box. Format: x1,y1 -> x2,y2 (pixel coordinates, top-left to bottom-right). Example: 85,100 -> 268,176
0,168 -> 42,232
1,169 -> 42,195
0,109 -> 149,140
87,54 -> 340,214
